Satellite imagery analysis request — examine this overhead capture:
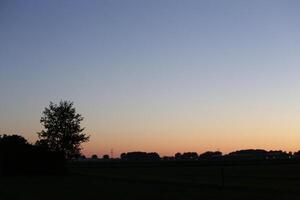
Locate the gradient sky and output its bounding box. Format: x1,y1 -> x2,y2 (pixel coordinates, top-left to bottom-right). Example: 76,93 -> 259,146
1,0 -> 300,157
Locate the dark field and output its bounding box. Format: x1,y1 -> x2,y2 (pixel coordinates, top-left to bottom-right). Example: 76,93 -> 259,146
2,161 -> 300,200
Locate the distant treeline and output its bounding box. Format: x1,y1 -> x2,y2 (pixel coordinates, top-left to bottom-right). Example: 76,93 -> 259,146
121,152 -> 160,161
2,134 -> 300,172
85,150 -> 300,161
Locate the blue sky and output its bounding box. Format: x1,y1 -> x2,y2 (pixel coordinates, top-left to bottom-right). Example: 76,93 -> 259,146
1,0 -> 300,156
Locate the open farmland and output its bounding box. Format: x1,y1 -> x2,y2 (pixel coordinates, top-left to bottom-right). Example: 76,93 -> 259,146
1,161 -> 300,200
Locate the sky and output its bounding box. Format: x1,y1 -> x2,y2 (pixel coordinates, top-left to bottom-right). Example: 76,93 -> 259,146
1,0 -> 300,157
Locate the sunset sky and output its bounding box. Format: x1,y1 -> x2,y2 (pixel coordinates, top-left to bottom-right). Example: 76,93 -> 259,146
1,0 -> 300,157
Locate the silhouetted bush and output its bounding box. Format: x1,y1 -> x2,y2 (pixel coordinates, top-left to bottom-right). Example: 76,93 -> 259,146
0,134 -> 66,176
103,154 -> 110,160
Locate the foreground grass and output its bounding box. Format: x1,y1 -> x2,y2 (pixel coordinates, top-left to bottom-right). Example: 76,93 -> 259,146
70,161 -> 300,191
1,161 -> 300,200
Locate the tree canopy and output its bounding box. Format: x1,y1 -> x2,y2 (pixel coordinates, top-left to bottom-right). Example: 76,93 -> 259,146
37,100 -> 89,159
0,134 -> 28,147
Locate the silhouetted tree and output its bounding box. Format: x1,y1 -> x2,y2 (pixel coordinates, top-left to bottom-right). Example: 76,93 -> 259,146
147,152 -> 161,160
120,152 -> 160,161
120,153 -> 126,159
103,154 -> 110,160
294,151 -> 300,159
266,150 -> 290,160
37,100 -> 89,159
199,151 -> 222,160
91,154 -> 98,159
174,152 -> 198,160
175,152 -> 182,160
35,139 -> 50,149
181,152 -> 198,160
227,149 -> 268,160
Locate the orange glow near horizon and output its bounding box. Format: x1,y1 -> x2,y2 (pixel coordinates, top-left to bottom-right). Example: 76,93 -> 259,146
80,113 -> 300,157
3,100 -> 300,158
4,101 -> 300,158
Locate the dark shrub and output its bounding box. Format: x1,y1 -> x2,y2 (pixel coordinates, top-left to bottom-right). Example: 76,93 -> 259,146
0,135 -> 66,176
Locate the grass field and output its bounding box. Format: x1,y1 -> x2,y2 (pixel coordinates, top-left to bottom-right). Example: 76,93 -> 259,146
1,161 -> 300,199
